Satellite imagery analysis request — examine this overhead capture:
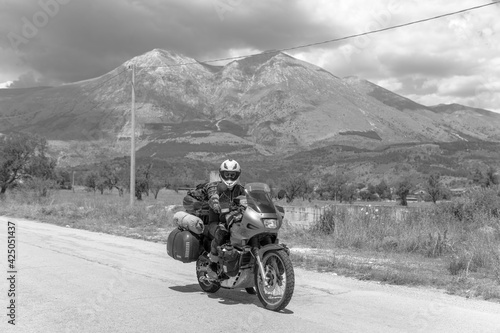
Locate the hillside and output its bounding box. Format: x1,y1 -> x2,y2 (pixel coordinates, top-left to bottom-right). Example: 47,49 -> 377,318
1,49 -> 500,171
275,140 -> 500,185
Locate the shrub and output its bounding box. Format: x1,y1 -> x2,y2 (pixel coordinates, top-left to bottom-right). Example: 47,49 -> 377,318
311,207 -> 337,235
448,254 -> 472,275
446,217 -> 500,278
308,198 -> 499,263
22,177 -> 58,199
445,187 -> 500,225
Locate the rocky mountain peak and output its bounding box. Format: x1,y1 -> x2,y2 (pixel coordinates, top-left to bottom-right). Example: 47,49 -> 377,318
232,50 -> 327,75
1,48 -> 500,164
124,49 -> 199,69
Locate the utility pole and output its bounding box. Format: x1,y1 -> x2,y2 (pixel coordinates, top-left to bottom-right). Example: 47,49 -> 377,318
129,64 -> 136,207
72,171 -> 75,193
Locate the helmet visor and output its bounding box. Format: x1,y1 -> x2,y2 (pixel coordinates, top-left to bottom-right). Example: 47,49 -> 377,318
221,171 -> 240,181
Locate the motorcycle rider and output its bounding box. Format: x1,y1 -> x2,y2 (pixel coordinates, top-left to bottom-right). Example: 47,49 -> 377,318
205,159 -> 245,279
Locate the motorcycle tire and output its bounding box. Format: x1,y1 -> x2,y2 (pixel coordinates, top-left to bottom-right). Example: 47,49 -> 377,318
254,249 -> 294,312
196,255 -> 221,293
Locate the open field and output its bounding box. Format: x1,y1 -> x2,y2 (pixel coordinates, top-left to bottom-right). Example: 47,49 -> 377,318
1,186 -> 499,303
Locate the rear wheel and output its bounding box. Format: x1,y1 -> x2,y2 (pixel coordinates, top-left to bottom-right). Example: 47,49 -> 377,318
196,255 -> 220,293
254,249 -> 294,311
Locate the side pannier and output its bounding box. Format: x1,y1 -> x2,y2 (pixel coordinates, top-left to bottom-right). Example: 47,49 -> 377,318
166,228 -> 201,263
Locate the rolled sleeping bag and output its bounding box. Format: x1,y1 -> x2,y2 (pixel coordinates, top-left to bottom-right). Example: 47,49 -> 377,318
173,211 -> 204,234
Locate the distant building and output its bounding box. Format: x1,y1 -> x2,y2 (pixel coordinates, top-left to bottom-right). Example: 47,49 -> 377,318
450,188 -> 467,197
406,195 -> 418,202
413,189 -> 427,196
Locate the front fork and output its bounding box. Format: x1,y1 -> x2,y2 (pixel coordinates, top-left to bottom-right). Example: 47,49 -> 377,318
252,248 -> 269,287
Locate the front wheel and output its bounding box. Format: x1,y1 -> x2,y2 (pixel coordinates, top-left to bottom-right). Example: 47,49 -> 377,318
196,255 -> 220,293
254,249 -> 294,311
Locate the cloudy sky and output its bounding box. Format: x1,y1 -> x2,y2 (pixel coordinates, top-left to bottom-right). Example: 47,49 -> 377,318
1,0 -> 499,111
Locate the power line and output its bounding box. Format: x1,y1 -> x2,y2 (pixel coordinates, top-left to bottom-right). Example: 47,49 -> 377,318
140,2 -> 497,68
0,2 -> 496,120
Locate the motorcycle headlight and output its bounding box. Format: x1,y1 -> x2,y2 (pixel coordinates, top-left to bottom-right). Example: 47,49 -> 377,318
263,219 -> 278,229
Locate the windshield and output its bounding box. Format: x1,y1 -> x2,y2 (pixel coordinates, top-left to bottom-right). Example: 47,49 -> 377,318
244,183 -> 276,214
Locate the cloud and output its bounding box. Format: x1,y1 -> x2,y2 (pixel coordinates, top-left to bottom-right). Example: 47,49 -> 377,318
1,0 -> 345,83
0,0 -> 499,112
436,76 -> 484,98
0,81 -> 13,89
375,78 -> 403,92
8,71 -> 56,88
379,52 -> 470,78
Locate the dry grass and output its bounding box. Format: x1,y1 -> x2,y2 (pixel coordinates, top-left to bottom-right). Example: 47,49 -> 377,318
280,187 -> 500,302
0,187 -> 184,242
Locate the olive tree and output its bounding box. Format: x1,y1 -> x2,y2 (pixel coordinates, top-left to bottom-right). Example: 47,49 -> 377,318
472,165 -> 500,188
425,173 -> 444,204
0,133 -> 56,194
395,175 -> 415,206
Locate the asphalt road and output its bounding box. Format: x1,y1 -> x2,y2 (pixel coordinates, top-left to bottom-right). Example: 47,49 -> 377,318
1,216 -> 500,333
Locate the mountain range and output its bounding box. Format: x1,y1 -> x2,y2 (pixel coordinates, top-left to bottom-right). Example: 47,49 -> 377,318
1,49 -> 499,182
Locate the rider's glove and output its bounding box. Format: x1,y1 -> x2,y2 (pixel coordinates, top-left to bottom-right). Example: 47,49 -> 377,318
209,194 -> 220,213
212,203 -> 221,213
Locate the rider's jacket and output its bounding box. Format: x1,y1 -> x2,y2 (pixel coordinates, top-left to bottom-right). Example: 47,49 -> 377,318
205,181 -> 245,214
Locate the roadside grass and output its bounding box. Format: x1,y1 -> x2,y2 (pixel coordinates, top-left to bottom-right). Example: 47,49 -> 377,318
286,237 -> 500,301
280,187 -> 500,302
0,187 -> 182,242
1,186 -> 499,303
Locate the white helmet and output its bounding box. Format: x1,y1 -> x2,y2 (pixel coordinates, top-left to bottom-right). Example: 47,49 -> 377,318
219,159 -> 241,189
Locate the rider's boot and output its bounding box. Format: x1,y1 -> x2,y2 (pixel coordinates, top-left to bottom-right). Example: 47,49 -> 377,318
207,253 -> 219,279
207,253 -> 229,280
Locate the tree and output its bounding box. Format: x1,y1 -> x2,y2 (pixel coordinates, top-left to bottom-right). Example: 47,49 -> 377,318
299,177 -> 315,201
395,176 -> 415,206
319,171 -> 349,201
277,189 -> 287,200
375,180 -> 391,200
279,174 -> 305,203
359,186 -> 378,201
99,162 -> 126,195
135,163 -> 154,200
276,173 -> 316,203
340,183 -> 357,203
358,189 -> 372,201
0,133 -> 56,194
96,178 -> 107,195
149,176 -> 165,199
54,168 -> 72,189
84,172 -> 99,193
471,167 -> 484,186
471,165 -> 500,188
484,165 -> 499,188
425,173 -> 444,204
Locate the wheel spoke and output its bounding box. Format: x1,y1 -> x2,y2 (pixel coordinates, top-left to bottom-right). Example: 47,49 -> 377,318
258,253 -> 287,304
196,255 -> 220,293
254,249 -> 295,311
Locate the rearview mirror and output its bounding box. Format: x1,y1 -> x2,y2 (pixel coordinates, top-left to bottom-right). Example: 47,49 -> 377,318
276,205 -> 285,217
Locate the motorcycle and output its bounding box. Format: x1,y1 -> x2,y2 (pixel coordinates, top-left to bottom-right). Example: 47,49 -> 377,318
167,182 -> 294,312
